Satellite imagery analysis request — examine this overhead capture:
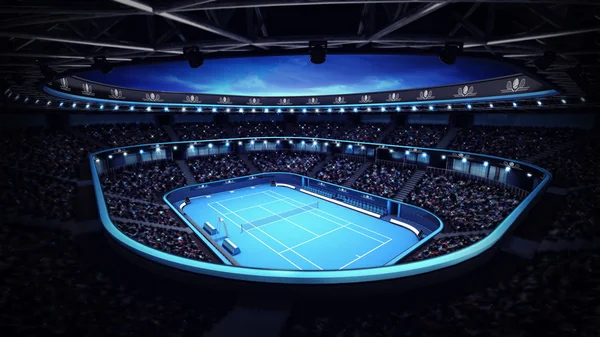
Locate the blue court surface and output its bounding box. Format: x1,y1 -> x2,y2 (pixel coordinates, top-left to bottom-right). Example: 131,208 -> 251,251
177,185 -> 419,270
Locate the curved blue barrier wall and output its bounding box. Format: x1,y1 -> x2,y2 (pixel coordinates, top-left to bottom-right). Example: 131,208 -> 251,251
90,137 -> 551,284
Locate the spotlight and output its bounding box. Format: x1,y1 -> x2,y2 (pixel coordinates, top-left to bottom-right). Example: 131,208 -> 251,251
389,149 -> 394,153
114,105 -> 119,110
263,140 -> 267,144
353,108 -> 358,112
173,146 -> 178,150
561,99 -> 566,104
24,97 -> 29,103
139,149 -> 144,154
99,105 -> 104,109
59,102 -> 64,107
95,158 -> 100,163
439,42 -> 463,65
429,105 -> 434,111
489,103 -> 494,108
277,108 -> 282,113
197,107 -> 202,112
238,141 -> 242,145
381,107 -> 386,112
327,108 -> 332,113
146,107 -> 151,112
35,99 -> 39,104
290,108 -> 295,113
250,140 -> 255,145
183,46 -> 204,68
483,161 -> 489,167
86,104 -> 90,109
181,107 -> 186,112
212,108 -> 217,112
405,150 -> 410,155
40,65 -> 57,81
466,104 -> 472,109
462,158 -> 467,163
264,108 -> 269,113
302,108 -> 307,113
301,140 -> 305,145
505,166 -> 511,172
93,57 -> 114,75
340,108 -> 345,112
164,107 -> 169,112
72,103 -> 77,108
315,108 -> 319,113
537,101 -> 542,106
208,143 -> 213,148
447,105 -> 452,110
366,107 -> 371,112
512,102 -> 518,107
108,155 -> 113,159
422,152 -> 427,157
309,41 -> 327,64
47,101 -> 52,106
289,140 -> 293,144
226,108 -> 231,112
580,97 -> 586,102
251,109 -> 256,113
412,106 -> 417,111
239,108 -> 244,113
123,152 -> 127,157
533,51 -> 556,71
130,106 -> 134,111
396,107 -> 401,112
336,143 -> 340,147
276,140 -> 280,144
441,155 -> 446,159
527,173 -> 532,177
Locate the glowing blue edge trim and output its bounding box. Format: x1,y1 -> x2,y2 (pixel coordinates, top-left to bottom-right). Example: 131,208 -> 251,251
47,86 -> 557,109
90,137 -> 551,284
162,173 -> 443,266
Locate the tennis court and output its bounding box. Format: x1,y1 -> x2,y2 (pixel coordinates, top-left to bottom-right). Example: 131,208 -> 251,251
177,184 -> 419,270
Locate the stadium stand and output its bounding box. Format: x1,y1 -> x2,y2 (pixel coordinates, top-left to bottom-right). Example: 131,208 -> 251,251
352,163 -> 414,198
316,156 -> 365,185
76,123 -> 170,147
384,125 -> 447,148
249,151 -> 323,175
187,154 -> 249,183
171,123 -> 228,141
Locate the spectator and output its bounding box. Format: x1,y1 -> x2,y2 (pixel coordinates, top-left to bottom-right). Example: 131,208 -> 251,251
352,163 -> 413,198
76,123 -> 170,147
384,125 -> 447,148
250,151 -> 322,175
187,154 -> 249,183
317,157 -> 364,185
172,123 -> 228,141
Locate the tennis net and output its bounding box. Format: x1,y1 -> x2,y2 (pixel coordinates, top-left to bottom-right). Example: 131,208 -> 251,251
241,202 -> 319,231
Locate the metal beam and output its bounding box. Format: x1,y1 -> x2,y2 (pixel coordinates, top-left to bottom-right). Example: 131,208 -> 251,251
449,3 -> 480,37
357,2 -> 448,48
112,0 -> 258,47
0,31 -> 157,52
161,0 -> 600,12
0,13 -> 140,29
485,27 -> 600,46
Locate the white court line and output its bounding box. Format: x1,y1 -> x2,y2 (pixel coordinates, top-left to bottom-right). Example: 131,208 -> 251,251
207,203 -> 303,271
215,201 -> 323,270
257,205 -> 319,236
205,190 -> 274,205
265,190 -> 390,243
279,222 -> 351,253
339,239 -> 391,270
220,198 -> 286,215
266,190 -> 392,240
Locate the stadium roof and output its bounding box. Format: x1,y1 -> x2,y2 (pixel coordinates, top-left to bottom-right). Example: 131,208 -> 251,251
1,0 -> 598,108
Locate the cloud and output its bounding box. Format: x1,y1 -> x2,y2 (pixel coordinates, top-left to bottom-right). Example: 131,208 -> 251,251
162,75 -> 211,92
230,74 -> 267,90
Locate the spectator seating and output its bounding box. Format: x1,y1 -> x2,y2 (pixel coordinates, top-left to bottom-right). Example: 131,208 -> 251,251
450,127 -> 578,160
384,125 -> 447,148
0,128 -> 99,179
187,154 -> 249,183
337,123 -> 385,143
535,138 -> 600,188
0,167 -> 76,221
316,156 -> 364,185
231,122 -> 284,138
545,186 -> 600,241
76,123 -> 170,147
410,235 -> 485,261
105,197 -> 183,228
405,173 -> 523,233
171,123 -> 228,141
283,251 -> 600,337
352,163 -> 413,198
292,123 -> 342,139
100,160 -> 187,202
249,151 -> 323,175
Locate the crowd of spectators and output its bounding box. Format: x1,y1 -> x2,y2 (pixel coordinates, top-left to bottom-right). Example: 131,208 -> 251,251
187,154 -> 249,183
171,123 -> 228,141
405,173 -> 523,233
105,197 -> 182,228
316,156 -> 365,185
100,160 -> 187,202
384,125 -> 447,148
544,186 -> 600,241
291,123 -> 342,139
410,235 -> 485,262
337,123 -> 385,143
0,128 -> 98,179
284,251 -> 600,337
352,163 -> 413,198
231,122 -> 284,138
1,167 -> 76,221
450,127 -> 578,161
535,137 -> 600,188
76,123 -> 170,147
249,151 -> 323,175
114,221 -> 212,262
1,223 -> 231,336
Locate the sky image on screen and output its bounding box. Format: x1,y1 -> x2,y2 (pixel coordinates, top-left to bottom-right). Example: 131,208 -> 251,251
177,184 -> 420,271
76,54 -> 518,97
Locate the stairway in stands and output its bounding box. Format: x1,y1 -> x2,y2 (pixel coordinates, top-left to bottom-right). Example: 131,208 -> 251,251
162,124 -> 179,142
436,127 -> 461,149
238,153 -> 260,174
524,139 -> 579,163
392,169 -> 426,202
343,161 -> 373,187
175,160 -> 197,185
375,120 -> 398,143
307,154 -> 332,178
